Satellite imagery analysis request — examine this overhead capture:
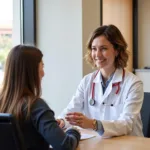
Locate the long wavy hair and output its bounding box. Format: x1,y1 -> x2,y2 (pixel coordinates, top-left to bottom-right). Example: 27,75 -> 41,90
85,24 -> 129,69
0,45 -> 43,120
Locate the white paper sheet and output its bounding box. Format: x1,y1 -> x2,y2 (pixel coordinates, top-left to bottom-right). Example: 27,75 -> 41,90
80,133 -> 96,140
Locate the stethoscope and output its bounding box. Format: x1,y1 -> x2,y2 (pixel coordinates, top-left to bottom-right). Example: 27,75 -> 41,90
89,69 -> 125,106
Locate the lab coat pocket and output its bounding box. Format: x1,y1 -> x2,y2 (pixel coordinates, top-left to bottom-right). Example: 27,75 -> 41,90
108,103 -> 124,120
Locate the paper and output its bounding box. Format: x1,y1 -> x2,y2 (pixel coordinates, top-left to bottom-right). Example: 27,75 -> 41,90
80,133 -> 96,140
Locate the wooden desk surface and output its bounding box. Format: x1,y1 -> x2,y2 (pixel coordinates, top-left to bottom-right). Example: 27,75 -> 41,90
77,129 -> 150,150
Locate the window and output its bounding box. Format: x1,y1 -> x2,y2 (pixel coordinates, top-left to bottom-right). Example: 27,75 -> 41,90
0,0 -> 13,85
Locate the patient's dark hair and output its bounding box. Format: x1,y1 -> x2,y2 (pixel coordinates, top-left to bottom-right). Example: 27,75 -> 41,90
0,45 -> 43,120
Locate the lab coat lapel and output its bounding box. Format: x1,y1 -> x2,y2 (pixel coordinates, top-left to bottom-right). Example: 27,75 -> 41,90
93,71 -> 103,99
92,68 -> 124,103
112,68 -> 123,84
102,68 -> 123,102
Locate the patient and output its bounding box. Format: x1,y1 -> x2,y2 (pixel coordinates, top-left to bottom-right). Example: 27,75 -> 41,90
0,45 -> 80,150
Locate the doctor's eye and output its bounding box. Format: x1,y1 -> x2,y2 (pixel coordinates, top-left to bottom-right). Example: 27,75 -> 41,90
91,47 -> 97,51
100,47 -> 107,52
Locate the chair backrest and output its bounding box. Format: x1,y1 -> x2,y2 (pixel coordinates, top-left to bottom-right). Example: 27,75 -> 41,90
141,92 -> 150,137
0,113 -> 26,150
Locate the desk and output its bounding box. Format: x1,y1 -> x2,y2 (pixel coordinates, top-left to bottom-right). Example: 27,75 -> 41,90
77,129 -> 150,150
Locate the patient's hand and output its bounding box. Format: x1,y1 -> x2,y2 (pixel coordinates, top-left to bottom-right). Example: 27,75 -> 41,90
56,119 -> 65,128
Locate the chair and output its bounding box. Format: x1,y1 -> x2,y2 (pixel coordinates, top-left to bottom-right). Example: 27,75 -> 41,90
141,92 -> 150,137
0,113 -> 26,150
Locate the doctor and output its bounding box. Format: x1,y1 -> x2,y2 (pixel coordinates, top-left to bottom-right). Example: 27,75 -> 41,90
58,24 -> 144,138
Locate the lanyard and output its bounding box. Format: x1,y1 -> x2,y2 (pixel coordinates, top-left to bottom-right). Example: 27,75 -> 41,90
91,69 -> 125,100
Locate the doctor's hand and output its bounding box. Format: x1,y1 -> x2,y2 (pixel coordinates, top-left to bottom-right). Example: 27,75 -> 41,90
65,112 -> 93,129
56,119 -> 65,128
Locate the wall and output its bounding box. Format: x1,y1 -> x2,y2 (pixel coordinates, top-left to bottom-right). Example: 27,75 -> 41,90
103,0 -> 133,71
138,0 -> 150,68
135,70 -> 150,92
135,0 -> 150,92
82,0 -> 101,75
36,0 -> 100,116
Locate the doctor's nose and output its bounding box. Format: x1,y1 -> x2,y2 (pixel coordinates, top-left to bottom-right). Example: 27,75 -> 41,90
95,49 -> 103,57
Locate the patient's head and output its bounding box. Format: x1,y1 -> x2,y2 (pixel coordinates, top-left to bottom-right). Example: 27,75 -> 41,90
0,45 -> 44,119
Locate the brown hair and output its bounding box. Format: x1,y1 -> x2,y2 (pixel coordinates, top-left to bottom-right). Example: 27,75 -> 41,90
0,45 -> 43,120
85,24 -> 129,68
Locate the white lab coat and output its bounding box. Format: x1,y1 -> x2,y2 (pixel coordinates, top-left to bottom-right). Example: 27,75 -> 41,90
59,68 -> 144,137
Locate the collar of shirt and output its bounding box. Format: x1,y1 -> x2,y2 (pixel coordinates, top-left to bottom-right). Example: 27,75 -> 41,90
93,68 -> 123,84
100,72 -> 114,94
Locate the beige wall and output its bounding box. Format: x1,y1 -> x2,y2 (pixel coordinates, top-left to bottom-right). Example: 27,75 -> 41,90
103,0 -> 133,71
82,0 -> 100,75
36,0 -> 100,116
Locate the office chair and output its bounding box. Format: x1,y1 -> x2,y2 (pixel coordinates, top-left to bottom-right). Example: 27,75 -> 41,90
141,92 -> 150,137
0,113 -> 27,150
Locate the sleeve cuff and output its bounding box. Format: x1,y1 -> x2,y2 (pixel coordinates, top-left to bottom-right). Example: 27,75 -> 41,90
96,120 -> 104,135
62,118 -> 71,129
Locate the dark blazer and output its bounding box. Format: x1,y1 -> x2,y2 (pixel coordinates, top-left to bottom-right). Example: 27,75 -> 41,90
19,99 -> 80,150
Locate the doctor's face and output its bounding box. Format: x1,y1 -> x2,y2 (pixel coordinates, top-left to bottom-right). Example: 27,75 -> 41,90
91,35 -> 118,70
39,60 -> 44,81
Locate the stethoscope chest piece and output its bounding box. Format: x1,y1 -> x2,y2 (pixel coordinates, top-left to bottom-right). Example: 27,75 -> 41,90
89,98 -> 96,106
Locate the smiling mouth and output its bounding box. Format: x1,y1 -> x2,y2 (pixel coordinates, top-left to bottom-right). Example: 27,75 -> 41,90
95,59 -> 105,63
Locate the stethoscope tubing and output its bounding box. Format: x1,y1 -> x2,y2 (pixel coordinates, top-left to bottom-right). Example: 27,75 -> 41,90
90,69 -> 125,106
